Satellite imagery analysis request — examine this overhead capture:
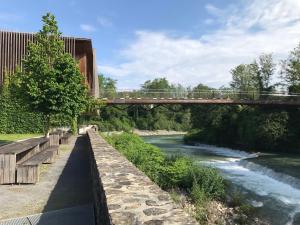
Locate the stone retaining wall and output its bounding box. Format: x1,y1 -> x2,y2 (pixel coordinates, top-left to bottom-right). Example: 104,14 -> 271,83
87,129 -> 198,225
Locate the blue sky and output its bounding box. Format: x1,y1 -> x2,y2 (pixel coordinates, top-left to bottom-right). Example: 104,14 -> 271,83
1,0 -> 300,89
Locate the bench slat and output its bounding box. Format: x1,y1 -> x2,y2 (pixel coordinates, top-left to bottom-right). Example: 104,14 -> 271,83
0,137 -> 48,154
20,146 -> 59,166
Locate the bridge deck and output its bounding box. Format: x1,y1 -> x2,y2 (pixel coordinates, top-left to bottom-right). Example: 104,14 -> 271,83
104,98 -> 300,107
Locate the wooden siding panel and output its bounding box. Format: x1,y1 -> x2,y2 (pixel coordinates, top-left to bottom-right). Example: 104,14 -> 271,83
0,31 -> 95,95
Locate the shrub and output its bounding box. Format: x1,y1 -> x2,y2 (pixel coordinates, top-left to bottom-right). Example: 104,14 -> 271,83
105,132 -> 225,200
159,156 -> 194,189
0,92 -> 44,134
106,133 -> 165,183
190,166 -> 226,200
104,132 -> 227,224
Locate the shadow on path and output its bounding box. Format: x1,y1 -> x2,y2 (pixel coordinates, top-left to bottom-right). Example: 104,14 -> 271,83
37,135 -> 94,225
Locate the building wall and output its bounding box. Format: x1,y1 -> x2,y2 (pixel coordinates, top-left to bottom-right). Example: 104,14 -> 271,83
0,31 -> 98,97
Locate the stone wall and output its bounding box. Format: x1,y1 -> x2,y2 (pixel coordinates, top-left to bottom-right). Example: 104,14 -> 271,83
87,129 -> 198,225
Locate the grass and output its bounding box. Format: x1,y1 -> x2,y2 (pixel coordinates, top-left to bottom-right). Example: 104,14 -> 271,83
104,132 -> 226,224
0,134 -> 43,145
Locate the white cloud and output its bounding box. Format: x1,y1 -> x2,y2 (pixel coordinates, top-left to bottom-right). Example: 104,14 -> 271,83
205,3 -> 224,17
97,17 -> 113,27
0,13 -> 22,22
204,18 -> 214,25
80,24 -> 96,32
99,0 -> 300,89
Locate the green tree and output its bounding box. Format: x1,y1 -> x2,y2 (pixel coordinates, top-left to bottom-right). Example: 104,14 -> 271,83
257,54 -> 275,92
281,43 -> 300,93
98,74 -> 117,98
17,13 -> 88,135
142,77 -> 171,90
230,63 -> 259,92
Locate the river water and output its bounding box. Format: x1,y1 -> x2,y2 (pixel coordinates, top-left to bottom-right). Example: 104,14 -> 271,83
143,135 -> 300,225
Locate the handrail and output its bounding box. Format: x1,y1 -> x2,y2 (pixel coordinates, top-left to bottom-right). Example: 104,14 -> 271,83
99,89 -> 300,102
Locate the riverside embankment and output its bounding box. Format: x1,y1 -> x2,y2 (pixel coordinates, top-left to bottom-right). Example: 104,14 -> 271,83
87,129 -> 198,225
143,135 -> 300,225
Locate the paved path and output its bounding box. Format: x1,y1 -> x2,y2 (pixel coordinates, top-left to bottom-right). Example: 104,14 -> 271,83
0,135 -> 94,223
0,204 -> 94,225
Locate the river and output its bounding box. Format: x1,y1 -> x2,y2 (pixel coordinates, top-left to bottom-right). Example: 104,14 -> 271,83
143,135 -> 300,225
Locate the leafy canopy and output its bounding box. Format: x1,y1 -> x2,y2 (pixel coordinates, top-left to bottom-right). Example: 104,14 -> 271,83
18,13 -> 88,122
281,43 -> 300,93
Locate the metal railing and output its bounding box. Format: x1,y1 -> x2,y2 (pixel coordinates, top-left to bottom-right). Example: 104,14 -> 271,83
99,89 -> 300,102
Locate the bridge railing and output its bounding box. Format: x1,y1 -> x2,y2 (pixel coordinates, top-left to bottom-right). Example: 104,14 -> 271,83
99,89 -> 300,102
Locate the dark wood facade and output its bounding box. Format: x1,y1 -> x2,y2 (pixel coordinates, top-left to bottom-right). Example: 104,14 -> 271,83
0,31 -> 99,97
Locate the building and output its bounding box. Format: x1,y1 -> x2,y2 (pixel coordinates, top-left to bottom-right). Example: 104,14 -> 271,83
0,30 -> 99,97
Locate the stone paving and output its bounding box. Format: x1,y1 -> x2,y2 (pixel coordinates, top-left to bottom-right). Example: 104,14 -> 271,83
87,130 -> 199,225
0,136 -> 93,222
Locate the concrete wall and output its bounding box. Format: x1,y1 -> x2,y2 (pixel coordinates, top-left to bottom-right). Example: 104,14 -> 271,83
87,129 -> 198,225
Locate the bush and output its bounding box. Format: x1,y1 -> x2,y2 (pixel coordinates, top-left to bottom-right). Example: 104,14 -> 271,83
105,132 -> 225,201
104,132 -> 227,224
159,156 -> 194,189
0,93 -> 44,134
190,166 -> 226,200
106,133 -> 165,183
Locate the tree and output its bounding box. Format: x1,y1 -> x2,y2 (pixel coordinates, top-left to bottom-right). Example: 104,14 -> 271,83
257,54 -> 275,92
17,13 -> 88,135
98,74 -> 117,98
230,64 -> 259,92
281,43 -> 300,93
142,78 -> 171,90
230,54 -> 275,97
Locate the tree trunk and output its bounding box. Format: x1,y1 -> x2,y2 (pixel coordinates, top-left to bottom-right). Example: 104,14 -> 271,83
44,115 -> 50,137
71,116 -> 78,135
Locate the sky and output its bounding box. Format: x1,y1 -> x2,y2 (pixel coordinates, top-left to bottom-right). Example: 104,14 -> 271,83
1,0 -> 300,89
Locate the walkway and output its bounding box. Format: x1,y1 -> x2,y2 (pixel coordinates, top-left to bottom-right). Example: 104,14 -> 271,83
101,89 -> 300,107
0,136 -> 94,225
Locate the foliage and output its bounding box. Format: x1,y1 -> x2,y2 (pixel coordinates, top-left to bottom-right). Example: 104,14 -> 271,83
105,132 -> 226,224
159,156 -> 194,189
230,63 -> 259,92
16,13 -> 88,134
105,132 -> 225,200
106,133 -> 165,183
230,54 -> 275,94
99,74 -> 117,98
281,43 -> 300,93
186,49 -> 299,153
0,74 -> 44,134
96,77 -> 191,132
187,103 -> 297,152
257,54 -> 275,92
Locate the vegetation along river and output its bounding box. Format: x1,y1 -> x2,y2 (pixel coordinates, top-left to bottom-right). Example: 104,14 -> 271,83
143,135 -> 300,225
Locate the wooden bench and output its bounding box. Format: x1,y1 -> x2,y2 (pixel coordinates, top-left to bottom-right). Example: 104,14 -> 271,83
17,146 -> 59,184
0,137 -> 49,184
60,132 -> 72,144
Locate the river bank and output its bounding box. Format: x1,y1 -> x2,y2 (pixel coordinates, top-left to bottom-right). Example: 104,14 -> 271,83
184,130 -> 300,154
143,135 -> 300,225
133,129 -> 187,136
104,132 -> 267,225
101,129 -> 187,137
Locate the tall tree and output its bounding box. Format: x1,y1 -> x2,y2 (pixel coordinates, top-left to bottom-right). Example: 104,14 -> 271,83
257,54 -> 275,92
230,64 -> 259,92
281,43 -> 300,93
142,78 -> 171,90
17,13 -> 88,135
98,74 -> 117,98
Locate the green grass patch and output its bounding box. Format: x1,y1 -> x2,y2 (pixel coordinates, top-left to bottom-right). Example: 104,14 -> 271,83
103,132 -> 226,224
0,134 -> 42,145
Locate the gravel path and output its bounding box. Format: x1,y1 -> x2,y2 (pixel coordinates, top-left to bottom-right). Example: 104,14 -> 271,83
0,135 -> 93,220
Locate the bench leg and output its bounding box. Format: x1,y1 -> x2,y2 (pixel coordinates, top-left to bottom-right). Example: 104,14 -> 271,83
17,165 -> 39,184
0,154 -> 16,184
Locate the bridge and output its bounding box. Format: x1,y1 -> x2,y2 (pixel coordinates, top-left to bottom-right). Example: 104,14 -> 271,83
99,89 -> 300,107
